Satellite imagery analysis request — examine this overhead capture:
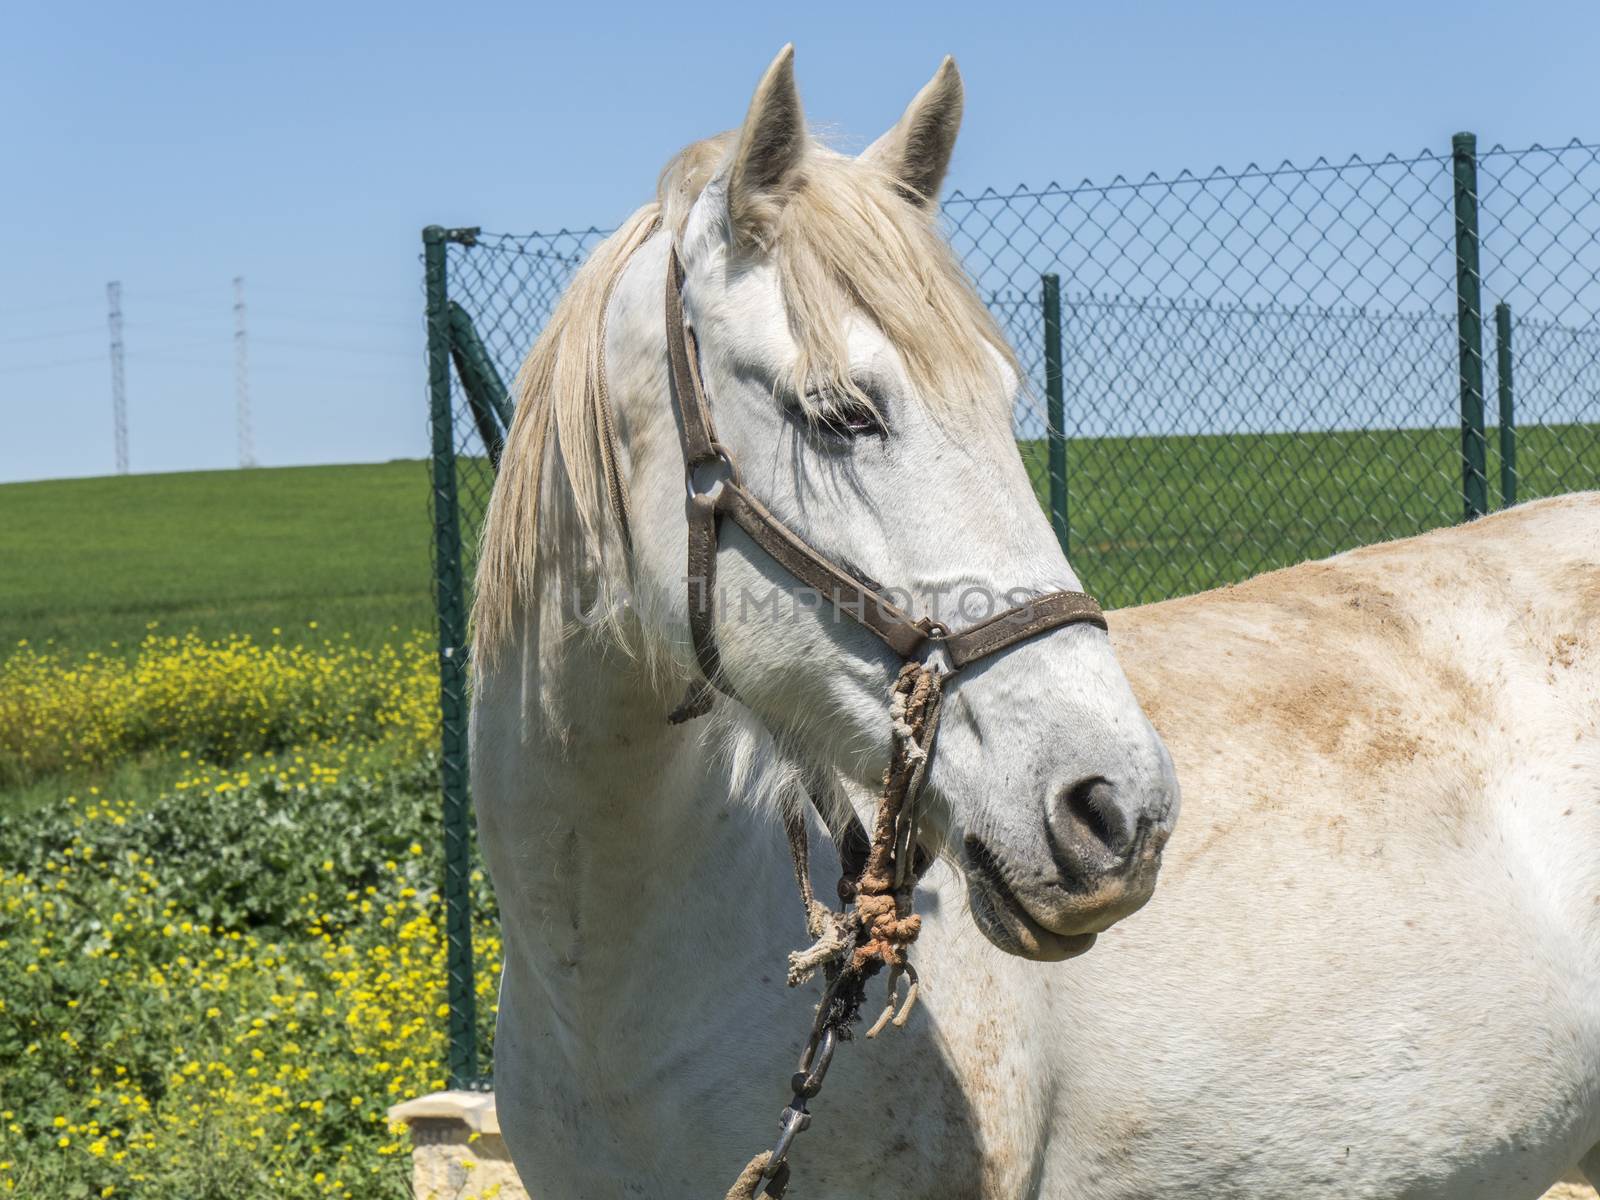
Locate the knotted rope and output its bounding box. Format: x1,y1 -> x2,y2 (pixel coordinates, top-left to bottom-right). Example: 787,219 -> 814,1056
851,662 -> 942,1033
785,664 -> 942,1013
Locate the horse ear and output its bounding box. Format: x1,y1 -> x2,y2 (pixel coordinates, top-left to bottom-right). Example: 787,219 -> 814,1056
863,56 -> 964,208
727,44 -> 806,246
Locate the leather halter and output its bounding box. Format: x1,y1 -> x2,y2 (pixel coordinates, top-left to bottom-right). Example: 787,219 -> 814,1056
662,246 -> 1108,719
644,242 -> 1114,1199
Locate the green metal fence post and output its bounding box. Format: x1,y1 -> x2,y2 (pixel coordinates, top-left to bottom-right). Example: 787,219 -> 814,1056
1494,301 -> 1516,508
447,299 -> 512,468
1041,273 -> 1069,555
423,225 -> 479,1089
1451,132 -> 1489,521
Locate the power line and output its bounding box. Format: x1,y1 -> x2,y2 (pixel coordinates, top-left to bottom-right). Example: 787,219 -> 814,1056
0,297 -> 107,320
135,287 -> 232,304
0,306 -> 416,344
125,314 -> 232,332
245,311 -> 417,331
0,325 -> 107,346
251,335 -> 413,357
126,335 -> 238,354
123,354 -> 401,383
107,281 -> 127,475
247,283 -> 408,305
235,276 -> 256,469
0,353 -> 106,375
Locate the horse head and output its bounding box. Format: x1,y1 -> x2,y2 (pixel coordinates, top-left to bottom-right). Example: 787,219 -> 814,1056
478,47 -> 1179,960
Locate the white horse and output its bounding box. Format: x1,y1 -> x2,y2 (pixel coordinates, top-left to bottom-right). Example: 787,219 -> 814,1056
470,47 -> 1600,1198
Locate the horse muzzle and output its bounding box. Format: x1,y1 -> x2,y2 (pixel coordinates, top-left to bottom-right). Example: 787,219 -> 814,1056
960,773 -> 1174,961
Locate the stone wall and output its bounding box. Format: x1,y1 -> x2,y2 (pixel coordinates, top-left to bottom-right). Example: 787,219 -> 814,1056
389,1091 -> 528,1200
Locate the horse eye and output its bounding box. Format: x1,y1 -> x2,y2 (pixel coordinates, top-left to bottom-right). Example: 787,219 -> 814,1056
805,392 -> 886,439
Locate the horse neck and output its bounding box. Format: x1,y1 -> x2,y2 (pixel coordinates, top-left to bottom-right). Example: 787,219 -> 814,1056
478,235 -> 817,1042
478,611 -> 803,1036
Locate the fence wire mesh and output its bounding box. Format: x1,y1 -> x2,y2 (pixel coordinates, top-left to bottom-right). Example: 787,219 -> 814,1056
424,135 -> 1600,1082
443,229 -> 607,574
951,137 -> 1600,602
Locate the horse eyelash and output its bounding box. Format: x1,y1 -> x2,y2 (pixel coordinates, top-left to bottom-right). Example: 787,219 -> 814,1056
790,384 -> 889,438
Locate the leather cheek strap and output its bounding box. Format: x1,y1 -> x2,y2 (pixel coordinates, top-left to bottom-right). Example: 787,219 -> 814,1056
682,479 -> 928,701
665,251 -> 719,465
717,485 -> 931,660
685,490 -> 726,691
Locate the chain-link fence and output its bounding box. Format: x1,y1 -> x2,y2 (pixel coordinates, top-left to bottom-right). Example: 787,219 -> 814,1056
422,225 -> 605,1088
956,135 -> 1600,601
422,134 -> 1600,1086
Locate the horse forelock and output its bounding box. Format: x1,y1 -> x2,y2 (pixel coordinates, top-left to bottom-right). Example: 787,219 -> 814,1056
473,131 -> 1018,661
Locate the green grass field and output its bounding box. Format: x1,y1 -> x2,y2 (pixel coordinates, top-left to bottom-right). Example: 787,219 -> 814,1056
0,424 -> 1592,651
0,461 -> 435,649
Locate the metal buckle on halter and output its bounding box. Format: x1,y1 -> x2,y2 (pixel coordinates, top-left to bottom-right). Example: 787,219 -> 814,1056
915,618 -> 953,671
685,441 -> 741,501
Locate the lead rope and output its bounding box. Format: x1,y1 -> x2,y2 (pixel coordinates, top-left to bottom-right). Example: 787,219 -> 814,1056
724,662 -> 946,1200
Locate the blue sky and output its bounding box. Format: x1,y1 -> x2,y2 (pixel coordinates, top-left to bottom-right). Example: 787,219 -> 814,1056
2,0 -> 1596,483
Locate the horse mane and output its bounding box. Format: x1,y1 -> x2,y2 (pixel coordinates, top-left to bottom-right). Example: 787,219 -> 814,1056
473,133 -> 1018,658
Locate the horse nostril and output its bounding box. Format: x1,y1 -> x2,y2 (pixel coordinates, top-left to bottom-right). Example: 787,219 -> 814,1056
1057,776 -> 1134,858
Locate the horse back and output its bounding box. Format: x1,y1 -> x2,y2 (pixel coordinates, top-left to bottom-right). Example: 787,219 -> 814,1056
1113,491 -> 1600,957
1086,496 -> 1600,1195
